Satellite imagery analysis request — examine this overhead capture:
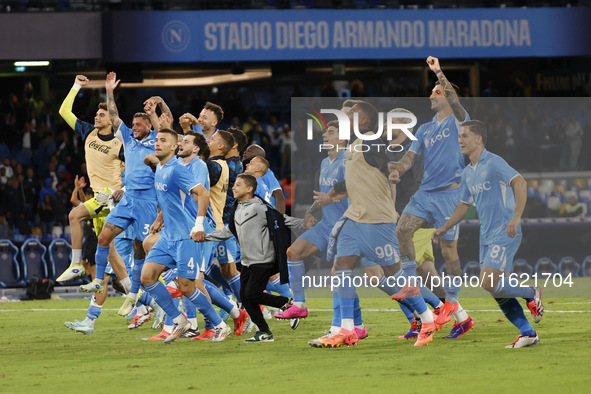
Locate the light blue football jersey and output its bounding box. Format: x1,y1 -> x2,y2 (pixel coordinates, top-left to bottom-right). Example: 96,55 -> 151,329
178,157 -> 215,222
318,150 -> 348,228
117,123 -> 157,191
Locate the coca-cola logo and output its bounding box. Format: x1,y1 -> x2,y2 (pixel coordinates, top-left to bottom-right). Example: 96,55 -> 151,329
88,140 -> 113,154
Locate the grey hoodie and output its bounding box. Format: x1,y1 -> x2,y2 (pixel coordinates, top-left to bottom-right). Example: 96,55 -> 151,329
204,197 -> 303,267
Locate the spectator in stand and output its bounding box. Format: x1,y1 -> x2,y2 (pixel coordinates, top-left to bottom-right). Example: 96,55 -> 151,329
1,158 -> 14,178
0,214 -> 11,239
279,124 -> 296,179
563,195 -> 586,218
39,178 -> 56,204
3,178 -> 23,229
52,182 -> 71,227
0,167 -> 8,189
40,194 -> 56,238
565,115 -> 584,170
242,115 -> 259,136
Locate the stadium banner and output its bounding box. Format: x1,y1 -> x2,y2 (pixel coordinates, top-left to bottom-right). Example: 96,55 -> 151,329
104,8 -> 591,62
290,97 -> 591,298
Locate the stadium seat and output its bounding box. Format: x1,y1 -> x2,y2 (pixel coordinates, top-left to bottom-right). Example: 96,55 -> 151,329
547,196 -> 561,211
0,240 -> 26,288
513,259 -> 533,279
582,256 -> 591,277
572,178 -> 586,190
48,238 -> 83,285
539,179 -> 554,195
462,260 -> 480,280
526,179 -> 540,189
527,186 -> 539,198
20,239 -> 50,282
580,190 -> 591,201
534,257 -> 558,276
558,256 -> 581,278
0,143 -> 9,160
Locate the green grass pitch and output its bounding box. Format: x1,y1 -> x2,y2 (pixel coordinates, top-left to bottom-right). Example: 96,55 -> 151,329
1,281 -> 590,393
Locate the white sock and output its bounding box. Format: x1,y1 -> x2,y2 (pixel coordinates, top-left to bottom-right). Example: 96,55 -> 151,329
71,249 -> 82,264
83,317 -> 95,324
294,301 -> 306,309
127,292 -> 137,301
412,310 -> 420,319
214,321 -> 227,329
229,306 -> 240,319
454,302 -> 469,322
435,301 -> 444,308
330,326 -> 340,335
137,304 -> 148,315
95,278 -> 105,285
172,314 -> 186,325
354,324 -> 365,330
341,318 -> 354,331
418,309 -> 434,324
120,277 -> 131,293
163,324 -> 173,333
188,317 -> 198,330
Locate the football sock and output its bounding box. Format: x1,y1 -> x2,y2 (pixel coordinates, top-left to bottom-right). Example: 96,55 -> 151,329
130,258 -> 145,294
145,281 -> 180,320
454,302 -> 470,322
288,259 -> 306,303
87,295 -> 102,320
71,249 -> 82,264
187,289 -> 222,326
496,297 -> 535,336
492,277 -> 536,299
94,245 -> 109,281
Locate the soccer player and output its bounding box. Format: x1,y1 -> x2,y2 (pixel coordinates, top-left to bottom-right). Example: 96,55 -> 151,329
200,173 -> 304,342
275,120 -> 348,321
179,101 -> 223,141
321,101 -> 436,348
80,73 -> 159,301
432,120 -> 543,348
389,56 -> 470,329
387,108 -> 473,339
140,128 -> 231,344
56,75 -> 129,287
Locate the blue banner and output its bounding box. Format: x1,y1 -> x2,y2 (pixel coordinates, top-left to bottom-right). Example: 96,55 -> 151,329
104,8 -> 591,62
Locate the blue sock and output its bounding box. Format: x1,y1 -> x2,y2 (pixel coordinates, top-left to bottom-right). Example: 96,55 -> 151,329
353,296 -> 363,326
137,289 -> 153,307
398,301 -> 415,324
496,298 -> 536,336
183,295 -> 197,319
207,264 -> 233,295
400,260 -> 417,278
161,268 -> 177,284
144,281 -> 180,320
376,274 -> 414,322
288,260 -> 305,302
331,288 -> 341,327
187,289 -> 222,326
87,295 -> 102,320
335,269 -> 355,320
94,245 -> 110,281
164,298 -> 180,326
420,285 -> 443,309
379,273 -> 427,315
444,275 -> 462,304
227,273 -> 242,303
130,259 -> 145,294
204,280 -> 235,313
271,276 -> 292,298
492,277 -> 535,299
265,281 -> 276,294
223,286 -> 233,299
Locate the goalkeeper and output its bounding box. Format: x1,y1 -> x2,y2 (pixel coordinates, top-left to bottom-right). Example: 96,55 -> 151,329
55,74 -> 130,291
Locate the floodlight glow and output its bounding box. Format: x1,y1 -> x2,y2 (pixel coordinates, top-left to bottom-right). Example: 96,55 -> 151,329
13,61 -> 50,67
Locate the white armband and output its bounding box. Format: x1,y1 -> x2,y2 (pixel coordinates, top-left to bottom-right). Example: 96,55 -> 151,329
73,83 -> 82,91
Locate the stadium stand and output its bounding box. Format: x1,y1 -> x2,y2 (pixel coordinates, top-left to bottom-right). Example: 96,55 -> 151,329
462,260 -> 480,280
48,238 -> 83,285
534,257 -> 558,276
513,259 -> 533,279
582,256 -> 591,277
558,256 -> 581,278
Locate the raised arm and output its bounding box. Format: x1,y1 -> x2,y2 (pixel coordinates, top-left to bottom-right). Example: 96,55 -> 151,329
388,150 -> 417,182
70,175 -> 87,206
144,96 -> 173,121
144,100 -> 161,131
105,72 -> 122,131
427,56 -> 467,122
59,75 -> 88,130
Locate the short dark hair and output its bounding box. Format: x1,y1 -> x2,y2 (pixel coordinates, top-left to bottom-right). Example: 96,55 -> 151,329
185,131 -> 210,160
158,128 -> 179,141
462,120 -> 487,146
98,102 -> 108,111
217,130 -> 235,156
204,102 -> 224,124
133,112 -> 151,122
327,120 -> 339,129
342,99 -> 362,109
227,127 -> 248,152
435,80 -> 461,95
354,101 -> 379,131
237,173 -> 257,193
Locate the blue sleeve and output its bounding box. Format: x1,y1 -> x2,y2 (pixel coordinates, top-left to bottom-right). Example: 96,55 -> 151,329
460,170 -> 473,204
192,124 -> 204,135
266,170 -> 281,191
191,163 -> 208,189
117,122 -> 132,144
74,120 -> 95,141
206,160 -> 222,186
174,165 -> 200,195
493,156 -> 520,185
409,125 -> 424,155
